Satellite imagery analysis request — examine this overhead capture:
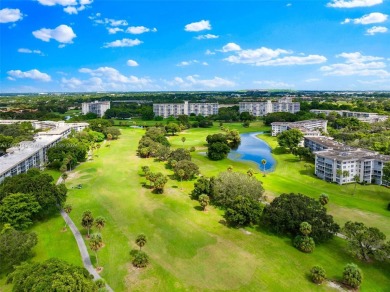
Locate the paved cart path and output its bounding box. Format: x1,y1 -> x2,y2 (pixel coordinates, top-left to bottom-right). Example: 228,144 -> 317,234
58,176 -> 114,292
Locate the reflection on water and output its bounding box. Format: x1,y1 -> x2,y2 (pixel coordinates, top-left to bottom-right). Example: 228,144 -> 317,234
228,132 -> 275,172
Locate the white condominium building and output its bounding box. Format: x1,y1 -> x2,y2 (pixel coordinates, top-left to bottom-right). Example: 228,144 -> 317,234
239,96 -> 300,117
153,101 -> 219,118
304,136 -> 344,152
271,119 -> 328,137
82,101 -> 111,118
0,121 -> 88,183
314,148 -> 390,185
310,109 -> 388,123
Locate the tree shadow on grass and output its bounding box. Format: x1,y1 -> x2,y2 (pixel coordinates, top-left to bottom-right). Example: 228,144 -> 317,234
129,249 -> 140,257
272,147 -> 288,155
298,169 -> 315,177
285,158 -> 300,163
167,174 -> 177,180
140,183 -> 152,189
193,206 -> 204,211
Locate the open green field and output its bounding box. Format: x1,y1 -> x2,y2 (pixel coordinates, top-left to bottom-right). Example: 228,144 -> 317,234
2,122 -> 389,291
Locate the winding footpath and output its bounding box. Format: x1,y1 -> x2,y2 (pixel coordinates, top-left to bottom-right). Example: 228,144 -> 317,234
57,177 -> 114,292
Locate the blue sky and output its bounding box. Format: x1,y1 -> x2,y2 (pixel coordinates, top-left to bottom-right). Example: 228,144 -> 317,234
0,0 -> 389,92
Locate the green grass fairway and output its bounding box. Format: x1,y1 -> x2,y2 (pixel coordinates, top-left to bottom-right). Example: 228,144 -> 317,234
60,125 -> 390,291
2,122 -> 388,291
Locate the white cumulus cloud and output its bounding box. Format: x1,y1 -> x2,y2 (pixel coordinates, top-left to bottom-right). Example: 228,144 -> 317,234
38,0 -> 92,13
320,52 -> 389,77
93,17 -> 127,27
64,6 -> 78,14
0,8 -> 24,23
61,66 -> 153,91
17,48 -> 44,55
221,43 -> 242,52
107,27 -> 124,34
37,0 -> 77,6
167,75 -> 235,89
195,34 -> 219,40
366,26 -> 388,35
32,24 -> 76,44
177,60 -> 198,66
184,20 -> 211,32
7,69 -> 51,82
103,38 -> 142,48
327,0 -> 383,8
342,12 -> 387,25
126,26 -> 157,34
253,80 -> 294,89
205,49 -> 216,55
127,60 -> 139,66
222,44 -> 327,66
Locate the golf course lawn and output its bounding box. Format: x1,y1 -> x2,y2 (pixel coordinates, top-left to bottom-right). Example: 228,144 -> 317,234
2,122 -> 389,291
62,125 -> 390,291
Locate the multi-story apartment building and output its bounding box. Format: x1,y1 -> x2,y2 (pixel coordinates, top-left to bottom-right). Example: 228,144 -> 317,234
153,101 -> 218,118
271,119 -> 328,137
82,101 -> 111,118
0,121 -> 88,183
314,148 -> 390,185
239,96 -> 300,117
310,109 -> 388,123
304,136 -> 344,152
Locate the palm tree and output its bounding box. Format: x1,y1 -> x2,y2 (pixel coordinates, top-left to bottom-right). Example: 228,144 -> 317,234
261,159 -> 267,177
198,194 -> 210,211
89,233 -> 103,267
300,222 -> 312,236
319,194 -> 329,206
177,169 -> 185,190
61,173 -> 68,183
181,136 -> 186,146
135,234 -> 147,251
95,216 -> 106,232
342,170 -> 350,182
353,175 -> 360,196
81,210 -> 94,238
63,204 -> 72,229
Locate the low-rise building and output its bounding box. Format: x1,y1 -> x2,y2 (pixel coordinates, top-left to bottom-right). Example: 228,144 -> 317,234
310,109 -> 388,123
271,119 -> 327,137
314,148 -> 390,185
0,121 -> 88,183
239,96 -> 300,117
82,101 -> 111,118
153,101 -> 218,118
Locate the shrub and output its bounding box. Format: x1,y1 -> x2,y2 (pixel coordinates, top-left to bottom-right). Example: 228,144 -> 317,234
342,263 -> 362,289
387,202 -> 390,211
293,235 -> 315,253
310,265 -> 326,284
95,279 -> 106,288
132,251 -> 149,268
190,146 -> 196,152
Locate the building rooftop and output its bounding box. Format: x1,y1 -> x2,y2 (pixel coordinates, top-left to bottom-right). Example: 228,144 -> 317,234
315,148 -> 390,161
0,119 -> 38,124
304,136 -> 344,150
0,135 -> 62,175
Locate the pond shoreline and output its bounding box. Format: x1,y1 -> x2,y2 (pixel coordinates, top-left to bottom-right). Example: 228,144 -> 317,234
228,131 -> 276,172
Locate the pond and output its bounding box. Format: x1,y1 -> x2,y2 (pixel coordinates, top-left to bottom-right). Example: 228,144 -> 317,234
228,132 -> 276,172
